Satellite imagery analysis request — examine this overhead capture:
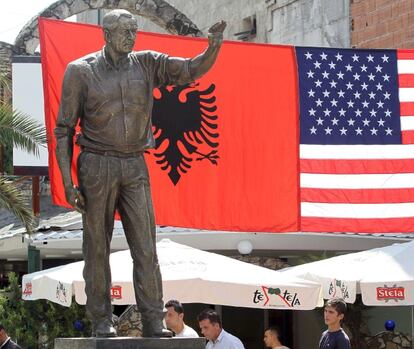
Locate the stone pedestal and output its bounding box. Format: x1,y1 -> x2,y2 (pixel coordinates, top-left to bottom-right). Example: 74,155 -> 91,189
55,337 -> 206,349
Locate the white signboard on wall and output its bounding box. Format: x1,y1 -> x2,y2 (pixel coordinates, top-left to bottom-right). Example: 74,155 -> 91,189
12,56 -> 48,175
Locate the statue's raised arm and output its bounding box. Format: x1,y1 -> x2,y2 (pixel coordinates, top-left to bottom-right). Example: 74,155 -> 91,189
189,20 -> 227,80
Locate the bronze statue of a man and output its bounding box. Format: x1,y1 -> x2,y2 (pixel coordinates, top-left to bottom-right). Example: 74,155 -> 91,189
54,9 -> 225,338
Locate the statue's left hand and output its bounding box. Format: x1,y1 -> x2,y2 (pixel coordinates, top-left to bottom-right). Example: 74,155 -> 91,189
65,185 -> 86,214
208,20 -> 227,47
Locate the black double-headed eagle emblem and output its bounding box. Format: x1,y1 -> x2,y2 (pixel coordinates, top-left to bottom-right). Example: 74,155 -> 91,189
151,82 -> 219,185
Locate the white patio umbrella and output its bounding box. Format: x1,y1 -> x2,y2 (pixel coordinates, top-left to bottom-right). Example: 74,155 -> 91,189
279,240 -> 414,306
22,239 -> 322,310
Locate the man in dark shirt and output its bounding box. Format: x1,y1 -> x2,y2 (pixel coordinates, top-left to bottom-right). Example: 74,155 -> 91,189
0,324 -> 21,349
55,9 -> 225,337
319,298 -> 351,349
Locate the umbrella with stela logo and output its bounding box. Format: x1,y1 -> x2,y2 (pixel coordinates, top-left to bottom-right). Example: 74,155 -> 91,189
22,239 -> 322,310
279,239 -> 414,306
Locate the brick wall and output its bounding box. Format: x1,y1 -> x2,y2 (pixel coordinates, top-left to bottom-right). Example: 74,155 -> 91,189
351,0 -> 414,48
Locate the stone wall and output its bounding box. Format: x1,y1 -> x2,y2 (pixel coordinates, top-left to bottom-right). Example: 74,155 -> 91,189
229,255 -> 289,270
79,0 -> 351,47
266,0 -> 351,47
366,331 -> 412,349
116,305 -> 143,337
79,0 -> 267,43
0,42 -> 13,73
0,42 -> 13,103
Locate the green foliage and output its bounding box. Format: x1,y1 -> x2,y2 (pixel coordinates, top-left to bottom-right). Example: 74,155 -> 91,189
0,273 -> 91,348
4,142 -> 13,174
0,177 -> 36,232
295,251 -> 331,265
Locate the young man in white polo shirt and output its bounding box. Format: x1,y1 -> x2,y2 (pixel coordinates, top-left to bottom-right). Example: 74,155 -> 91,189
165,300 -> 199,338
198,309 -> 245,349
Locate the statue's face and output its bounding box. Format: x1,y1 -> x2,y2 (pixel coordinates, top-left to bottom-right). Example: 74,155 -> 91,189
106,16 -> 138,54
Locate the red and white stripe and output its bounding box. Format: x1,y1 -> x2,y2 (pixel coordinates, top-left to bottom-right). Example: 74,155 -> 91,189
300,50 -> 414,233
398,49 -> 414,143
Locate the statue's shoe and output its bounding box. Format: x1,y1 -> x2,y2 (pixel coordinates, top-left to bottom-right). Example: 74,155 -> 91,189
150,328 -> 173,338
142,325 -> 173,338
94,321 -> 117,337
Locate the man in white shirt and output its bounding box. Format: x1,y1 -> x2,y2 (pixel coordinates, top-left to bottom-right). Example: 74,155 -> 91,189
164,300 -> 199,338
198,309 -> 245,349
263,327 -> 290,349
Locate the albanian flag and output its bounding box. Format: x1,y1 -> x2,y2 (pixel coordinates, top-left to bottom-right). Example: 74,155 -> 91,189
39,18 -> 299,232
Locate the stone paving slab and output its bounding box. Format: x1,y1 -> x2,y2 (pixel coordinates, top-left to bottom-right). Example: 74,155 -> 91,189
55,337 -> 206,349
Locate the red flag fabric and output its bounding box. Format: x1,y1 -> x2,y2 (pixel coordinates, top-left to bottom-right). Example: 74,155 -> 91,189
39,18 -> 299,232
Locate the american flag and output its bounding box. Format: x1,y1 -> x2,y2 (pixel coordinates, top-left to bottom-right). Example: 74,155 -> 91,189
297,47 -> 414,233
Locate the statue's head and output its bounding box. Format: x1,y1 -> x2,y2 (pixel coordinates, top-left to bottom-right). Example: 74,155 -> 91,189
103,9 -> 138,54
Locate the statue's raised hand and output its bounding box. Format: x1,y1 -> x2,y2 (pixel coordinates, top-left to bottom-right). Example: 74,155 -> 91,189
208,20 -> 227,47
208,21 -> 227,35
